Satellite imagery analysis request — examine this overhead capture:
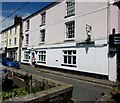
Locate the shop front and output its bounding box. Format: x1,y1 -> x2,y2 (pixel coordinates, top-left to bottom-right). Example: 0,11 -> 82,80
7,47 -> 18,61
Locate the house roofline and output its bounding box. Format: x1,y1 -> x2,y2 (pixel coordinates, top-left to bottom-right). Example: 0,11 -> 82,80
23,2 -> 61,21
1,22 -> 22,33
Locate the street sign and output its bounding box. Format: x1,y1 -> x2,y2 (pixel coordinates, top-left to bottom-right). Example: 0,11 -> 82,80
109,34 -> 120,47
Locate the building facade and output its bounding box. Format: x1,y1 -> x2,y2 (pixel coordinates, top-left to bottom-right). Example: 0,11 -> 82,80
1,16 -> 22,61
109,0 -> 120,81
21,0 -> 118,80
1,28 -> 8,57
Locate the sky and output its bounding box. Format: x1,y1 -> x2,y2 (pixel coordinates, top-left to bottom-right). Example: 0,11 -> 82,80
0,1 -> 52,48
1,2 -> 52,31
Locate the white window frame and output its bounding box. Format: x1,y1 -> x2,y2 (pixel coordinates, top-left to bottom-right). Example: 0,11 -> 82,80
66,0 -> 75,16
65,21 -> 75,40
24,51 -> 29,60
26,20 -> 30,31
15,26 -> 17,34
40,29 -> 45,43
9,39 -> 11,46
26,34 -> 29,45
14,37 -> 17,45
41,12 -> 46,25
38,51 -> 46,63
10,29 -> 12,34
62,50 -> 76,66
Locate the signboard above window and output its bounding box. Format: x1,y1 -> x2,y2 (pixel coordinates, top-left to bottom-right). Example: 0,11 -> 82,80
109,34 -> 120,47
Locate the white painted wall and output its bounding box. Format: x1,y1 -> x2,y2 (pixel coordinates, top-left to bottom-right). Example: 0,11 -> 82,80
108,50 -> 117,81
22,2 -> 108,47
34,41 -> 108,76
21,1 -> 113,80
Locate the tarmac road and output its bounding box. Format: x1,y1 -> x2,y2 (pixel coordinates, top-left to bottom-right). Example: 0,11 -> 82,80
20,65 -> 111,102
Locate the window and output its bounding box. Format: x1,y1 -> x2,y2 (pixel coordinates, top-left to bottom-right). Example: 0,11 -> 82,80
40,29 -> 45,42
26,34 -> 29,45
66,0 -> 75,17
62,50 -> 76,66
9,39 -> 11,46
24,51 -> 29,60
15,26 -> 17,34
66,21 -> 75,39
26,20 -> 30,31
38,51 -> 46,63
41,12 -> 46,25
14,37 -> 17,45
10,29 -> 12,34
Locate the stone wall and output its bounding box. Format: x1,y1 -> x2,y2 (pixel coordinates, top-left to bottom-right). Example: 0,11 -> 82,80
3,68 -> 73,103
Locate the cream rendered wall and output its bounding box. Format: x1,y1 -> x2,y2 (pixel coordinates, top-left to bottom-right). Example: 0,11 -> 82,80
7,25 -> 20,48
108,4 -> 119,81
29,15 -> 42,47
75,2 -> 108,41
1,31 -> 8,48
110,5 -> 118,34
119,10 -> 120,32
45,2 -> 65,44
22,1 -> 111,79
23,1 -> 108,46
22,22 -> 27,47
7,25 -> 20,61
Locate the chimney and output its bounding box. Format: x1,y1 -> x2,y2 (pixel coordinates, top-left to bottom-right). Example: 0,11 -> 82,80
14,15 -> 22,24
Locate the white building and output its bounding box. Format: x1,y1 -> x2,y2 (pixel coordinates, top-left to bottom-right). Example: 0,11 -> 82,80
21,0 -> 117,81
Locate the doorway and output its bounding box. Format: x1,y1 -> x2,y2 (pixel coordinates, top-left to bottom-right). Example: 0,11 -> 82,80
31,52 -> 35,65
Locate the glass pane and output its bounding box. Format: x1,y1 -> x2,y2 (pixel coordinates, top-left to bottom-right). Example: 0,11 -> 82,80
44,55 -> 46,61
68,51 -> 72,55
68,56 -> 71,64
41,56 -> 43,61
64,51 -> 67,54
39,55 -> 41,61
64,56 -> 67,63
73,50 -> 76,54
73,56 -> 76,64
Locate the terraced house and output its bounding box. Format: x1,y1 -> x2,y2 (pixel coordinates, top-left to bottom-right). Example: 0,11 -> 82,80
1,16 -> 22,61
21,0 -> 110,79
1,0 -> 115,82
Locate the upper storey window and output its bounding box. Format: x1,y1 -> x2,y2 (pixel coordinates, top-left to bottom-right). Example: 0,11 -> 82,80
65,21 -> 75,39
66,0 -> 75,17
26,20 -> 30,31
41,12 -> 46,26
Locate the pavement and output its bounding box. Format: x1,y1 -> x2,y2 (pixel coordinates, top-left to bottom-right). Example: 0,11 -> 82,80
20,64 -> 115,88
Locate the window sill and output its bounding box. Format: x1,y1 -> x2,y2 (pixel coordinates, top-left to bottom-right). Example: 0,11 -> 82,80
61,63 -> 77,67
37,61 -> 46,64
25,44 -> 29,47
64,14 -> 75,19
25,29 -> 29,32
23,59 -> 29,62
63,38 -> 75,42
39,42 -> 45,45
39,24 -> 45,27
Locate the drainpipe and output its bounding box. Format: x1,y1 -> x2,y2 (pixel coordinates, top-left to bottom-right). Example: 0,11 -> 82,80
107,0 -> 110,80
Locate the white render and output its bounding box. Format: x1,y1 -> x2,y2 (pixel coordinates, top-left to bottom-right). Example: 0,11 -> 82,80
21,1 -> 117,81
